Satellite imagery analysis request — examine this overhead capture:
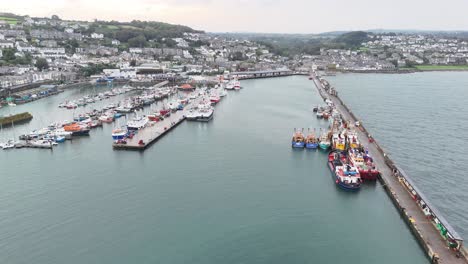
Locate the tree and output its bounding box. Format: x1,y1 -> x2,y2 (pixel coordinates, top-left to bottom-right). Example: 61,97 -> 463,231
231,51 -> 245,61
2,48 -> 16,62
14,52 -> 32,65
51,15 -> 61,20
163,38 -> 177,48
35,58 -> 49,71
130,59 -> 137,67
128,35 -> 147,48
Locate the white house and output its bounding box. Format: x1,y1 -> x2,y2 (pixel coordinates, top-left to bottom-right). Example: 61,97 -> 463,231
64,28 -> 74,34
90,33 -> 104,39
111,39 -> 121,45
129,48 -> 142,54
16,42 -> 36,53
0,40 -> 14,48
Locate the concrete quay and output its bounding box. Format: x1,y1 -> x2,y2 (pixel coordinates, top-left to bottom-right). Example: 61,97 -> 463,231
311,73 -> 467,264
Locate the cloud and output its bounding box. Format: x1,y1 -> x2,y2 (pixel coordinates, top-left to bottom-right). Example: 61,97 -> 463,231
2,0 -> 468,33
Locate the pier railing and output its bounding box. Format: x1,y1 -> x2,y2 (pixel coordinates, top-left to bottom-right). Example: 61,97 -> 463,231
313,73 -> 466,262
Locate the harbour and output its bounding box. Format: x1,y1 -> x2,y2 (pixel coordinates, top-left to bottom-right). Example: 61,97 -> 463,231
311,72 -> 467,263
0,76 -> 430,264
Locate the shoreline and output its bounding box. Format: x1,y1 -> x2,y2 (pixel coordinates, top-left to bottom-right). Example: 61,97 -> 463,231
334,68 -> 468,74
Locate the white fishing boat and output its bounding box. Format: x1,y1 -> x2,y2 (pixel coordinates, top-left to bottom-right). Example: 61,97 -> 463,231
219,89 -> 227,97
185,109 -> 200,121
30,139 -> 53,148
127,116 -> 148,130
196,103 -> 214,122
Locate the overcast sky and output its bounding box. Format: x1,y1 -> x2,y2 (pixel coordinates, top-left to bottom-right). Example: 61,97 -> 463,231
3,0 -> 468,33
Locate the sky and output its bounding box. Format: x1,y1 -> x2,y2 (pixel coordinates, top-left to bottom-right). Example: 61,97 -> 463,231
2,0 -> 468,33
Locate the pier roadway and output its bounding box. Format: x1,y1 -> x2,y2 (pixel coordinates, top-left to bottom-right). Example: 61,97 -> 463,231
312,76 -> 467,264
113,97 -> 204,150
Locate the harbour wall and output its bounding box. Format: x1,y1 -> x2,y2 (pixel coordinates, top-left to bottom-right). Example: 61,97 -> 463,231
312,74 -> 467,264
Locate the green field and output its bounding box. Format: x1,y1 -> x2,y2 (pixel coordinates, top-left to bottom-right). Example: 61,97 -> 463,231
120,25 -> 141,30
415,65 -> 468,70
106,25 -> 119,30
0,16 -> 18,25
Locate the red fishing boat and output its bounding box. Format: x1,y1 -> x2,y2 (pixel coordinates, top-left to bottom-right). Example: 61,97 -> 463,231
348,148 -> 379,180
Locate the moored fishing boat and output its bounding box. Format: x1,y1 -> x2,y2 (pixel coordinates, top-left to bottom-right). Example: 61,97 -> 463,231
147,113 -> 161,122
30,139 -> 53,149
127,116 -> 148,130
159,109 -> 171,117
219,89 -> 227,97
291,129 -> 305,148
348,148 -> 379,180
185,109 -> 199,121
112,128 -> 127,140
305,130 -> 318,149
332,132 -> 346,151
98,114 -> 114,123
316,110 -> 323,118
196,103 -> 214,122
209,93 -> 221,104
233,80 -> 241,90
347,131 -> 360,149
63,123 -> 90,136
225,81 -> 235,90
318,131 -> 331,150
328,150 -> 362,190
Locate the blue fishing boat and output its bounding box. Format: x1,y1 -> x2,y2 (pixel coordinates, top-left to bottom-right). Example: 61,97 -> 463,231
114,113 -> 123,119
291,129 -> 305,148
327,151 -> 361,191
112,128 -> 126,140
305,129 -> 318,149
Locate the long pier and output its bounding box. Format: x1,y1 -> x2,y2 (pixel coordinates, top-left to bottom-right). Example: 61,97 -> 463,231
311,73 -> 467,264
229,70 -> 295,80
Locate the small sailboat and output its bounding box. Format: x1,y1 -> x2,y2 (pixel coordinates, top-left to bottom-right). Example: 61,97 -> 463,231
1,139 -> 15,150
292,129 -> 305,148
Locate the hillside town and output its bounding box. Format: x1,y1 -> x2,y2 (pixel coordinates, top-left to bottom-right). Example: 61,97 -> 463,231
2,14 -> 468,99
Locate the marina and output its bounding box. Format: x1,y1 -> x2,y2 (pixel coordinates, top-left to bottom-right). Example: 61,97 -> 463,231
311,73 -> 467,263
0,76 -> 440,264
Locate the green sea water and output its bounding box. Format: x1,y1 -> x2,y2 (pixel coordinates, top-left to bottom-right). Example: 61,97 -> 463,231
0,76 -> 428,264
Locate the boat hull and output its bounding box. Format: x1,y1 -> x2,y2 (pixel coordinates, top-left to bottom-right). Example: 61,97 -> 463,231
359,170 -> 379,181
327,161 -> 361,191
292,141 -> 305,148
112,134 -> 126,140
305,143 -> 318,149
319,143 -> 330,150
71,129 -> 90,136
196,112 -> 213,122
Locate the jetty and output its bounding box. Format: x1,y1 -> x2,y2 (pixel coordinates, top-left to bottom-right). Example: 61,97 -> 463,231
0,112 -> 33,127
311,73 -> 467,264
113,97 -> 203,150
229,70 -> 294,80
